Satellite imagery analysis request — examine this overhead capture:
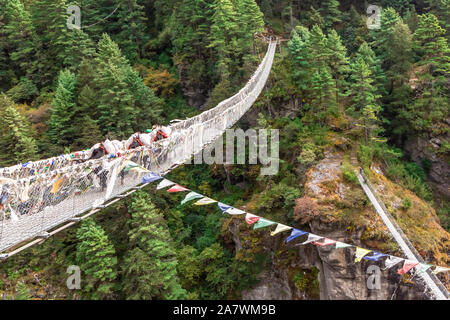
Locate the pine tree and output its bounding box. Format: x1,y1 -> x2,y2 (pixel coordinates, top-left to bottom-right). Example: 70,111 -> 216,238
94,34 -> 160,138
319,0 -> 342,29
115,0 -> 149,62
76,218 -> 118,299
326,30 -> 349,104
414,13 -> 449,75
347,57 -> 382,143
122,191 -> 186,300
0,94 -> 38,167
3,0 -> 40,86
355,42 -> 388,97
288,26 -> 312,91
236,0 -> 264,53
48,69 -> 77,148
209,0 -> 240,79
400,13 -> 450,134
31,0 -> 73,86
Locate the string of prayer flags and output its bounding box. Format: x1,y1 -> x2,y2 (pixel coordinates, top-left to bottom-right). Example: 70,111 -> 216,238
285,228 -> 308,243
313,238 -> 337,247
397,260 -> 420,275
335,241 -> 352,249
181,192 -> 203,205
245,213 -> 260,225
384,256 -> 404,270
253,218 -> 276,230
144,177 -> 450,275
271,224 -> 292,236
363,252 -> 387,261
194,197 -> 217,205
225,207 -> 246,215
354,247 -> 372,262
157,179 -> 175,190
217,202 -> 232,213
167,184 -> 190,193
432,266 -> 450,275
297,233 -> 323,245
415,263 -> 432,275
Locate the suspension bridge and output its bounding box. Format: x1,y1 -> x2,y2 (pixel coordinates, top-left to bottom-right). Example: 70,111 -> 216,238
0,39 -> 447,300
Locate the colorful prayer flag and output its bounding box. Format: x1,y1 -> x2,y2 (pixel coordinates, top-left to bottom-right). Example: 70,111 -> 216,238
313,238 -> 337,247
398,260 -> 419,275
253,218 -> 276,229
415,263 -> 432,275
181,192 -> 203,205
142,172 -> 163,183
363,252 -> 387,261
226,207 -> 246,215
167,184 -> 190,193
297,233 -> 322,245
285,228 -> 308,243
335,241 -> 352,249
271,224 -> 292,236
245,213 -> 260,225
217,202 -> 232,213
384,256 -> 403,269
354,247 -> 372,262
157,179 -> 175,190
194,197 -> 217,205
431,266 -> 450,275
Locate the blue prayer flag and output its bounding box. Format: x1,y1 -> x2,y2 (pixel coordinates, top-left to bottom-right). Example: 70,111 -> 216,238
217,202 -> 232,213
142,172 -> 163,183
286,228 -> 308,243
363,252 -> 387,261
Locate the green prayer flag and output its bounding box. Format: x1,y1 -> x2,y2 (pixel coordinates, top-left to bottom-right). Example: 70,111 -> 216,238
336,241 -> 352,249
181,192 -> 203,205
253,218 -> 276,230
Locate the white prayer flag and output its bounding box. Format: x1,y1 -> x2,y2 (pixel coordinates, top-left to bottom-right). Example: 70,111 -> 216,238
384,256 -> 404,269
270,224 -> 292,236
157,179 -> 175,190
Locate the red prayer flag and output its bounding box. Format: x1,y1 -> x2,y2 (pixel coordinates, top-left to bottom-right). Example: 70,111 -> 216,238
245,213 -> 260,225
167,184 -> 190,193
397,260 -> 419,275
312,238 -> 337,247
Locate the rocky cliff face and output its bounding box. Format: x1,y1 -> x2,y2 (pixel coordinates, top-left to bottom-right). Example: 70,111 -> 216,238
404,134 -> 450,199
235,148 -> 448,300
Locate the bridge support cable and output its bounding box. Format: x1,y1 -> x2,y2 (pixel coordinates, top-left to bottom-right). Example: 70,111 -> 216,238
357,171 -> 449,300
0,40 -> 277,257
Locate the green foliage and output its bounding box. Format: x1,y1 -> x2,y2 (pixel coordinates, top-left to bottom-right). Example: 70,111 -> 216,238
341,162 -> 358,184
48,69 -> 77,148
0,94 -> 38,166
76,218 -> 118,299
122,191 -> 186,300
402,197 -> 412,210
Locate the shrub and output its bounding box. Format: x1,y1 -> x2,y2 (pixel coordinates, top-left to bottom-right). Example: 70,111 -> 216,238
402,198 -> 412,210
341,163 -> 358,184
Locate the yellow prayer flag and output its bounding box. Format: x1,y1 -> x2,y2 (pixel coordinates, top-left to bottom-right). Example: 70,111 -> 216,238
270,224 -> 292,236
194,197 -> 217,206
51,176 -> 64,193
355,247 -> 372,262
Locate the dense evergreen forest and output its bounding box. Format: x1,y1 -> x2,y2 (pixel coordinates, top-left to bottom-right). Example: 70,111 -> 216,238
0,0 -> 448,300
